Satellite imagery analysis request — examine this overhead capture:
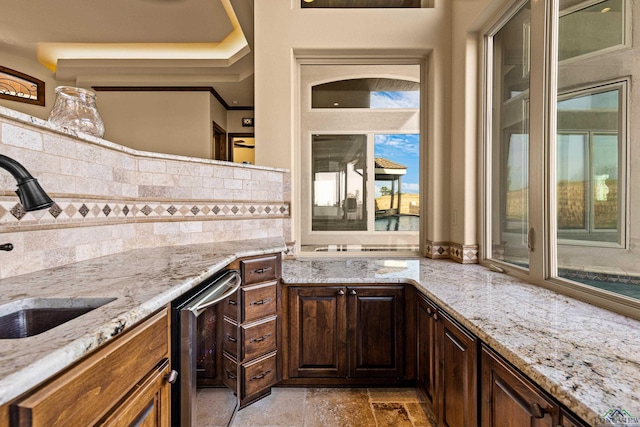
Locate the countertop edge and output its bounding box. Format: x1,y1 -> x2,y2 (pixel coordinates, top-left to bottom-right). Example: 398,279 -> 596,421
0,240 -> 286,406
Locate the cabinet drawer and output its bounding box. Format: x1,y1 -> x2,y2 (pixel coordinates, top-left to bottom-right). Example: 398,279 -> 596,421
223,317 -> 239,358
241,281 -> 277,323
222,352 -> 238,394
99,358 -> 170,427
223,293 -> 240,320
241,255 -> 279,285
242,316 -> 277,361
12,309 -> 168,427
241,351 -> 277,399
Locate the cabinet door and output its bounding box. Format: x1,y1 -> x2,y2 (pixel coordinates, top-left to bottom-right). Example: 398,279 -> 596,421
481,345 -> 556,427
99,359 -> 171,427
287,286 -> 347,378
12,310 -> 168,427
347,286 -> 404,379
438,312 -> 478,427
558,409 -> 589,427
417,294 -> 438,405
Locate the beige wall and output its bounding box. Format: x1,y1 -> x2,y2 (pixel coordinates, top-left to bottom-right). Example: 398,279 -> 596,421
449,0 -> 502,247
0,51 -> 61,120
2,0 -> 512,255
254,0 -> 478,252
226,110 -> 254,134
96,91 -> 213,159
0,107 -> 290,279
0,48 -> 243,162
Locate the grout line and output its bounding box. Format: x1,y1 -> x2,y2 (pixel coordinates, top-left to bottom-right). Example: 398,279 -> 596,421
301,387 -> 308,427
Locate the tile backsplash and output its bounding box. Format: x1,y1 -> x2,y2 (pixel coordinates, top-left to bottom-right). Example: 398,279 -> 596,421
0,107 -> 291,278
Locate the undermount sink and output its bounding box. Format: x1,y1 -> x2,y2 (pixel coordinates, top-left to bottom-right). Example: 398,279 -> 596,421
0,297 -> 116,339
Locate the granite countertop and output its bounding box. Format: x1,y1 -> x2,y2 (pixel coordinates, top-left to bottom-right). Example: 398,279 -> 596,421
282,257 -> 640,426
0,237 -> 286,407
2,249 -> 639,425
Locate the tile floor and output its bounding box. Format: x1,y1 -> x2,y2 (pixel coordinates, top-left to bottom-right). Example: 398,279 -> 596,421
220,387 -> 437,427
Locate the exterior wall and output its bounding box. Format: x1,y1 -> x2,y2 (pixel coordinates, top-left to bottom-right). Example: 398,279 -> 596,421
0,107 -> 290,279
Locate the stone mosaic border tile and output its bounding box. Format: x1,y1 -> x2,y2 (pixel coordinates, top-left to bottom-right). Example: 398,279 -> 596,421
0,198 -> 290,228
425,240 -> 479,264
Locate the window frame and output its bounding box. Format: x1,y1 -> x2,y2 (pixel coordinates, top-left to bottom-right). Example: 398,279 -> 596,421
481,0 -> 640,320
555,80 -> 627,247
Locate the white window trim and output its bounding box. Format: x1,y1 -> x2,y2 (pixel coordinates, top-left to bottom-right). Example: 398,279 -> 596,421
480,0 -> 640,320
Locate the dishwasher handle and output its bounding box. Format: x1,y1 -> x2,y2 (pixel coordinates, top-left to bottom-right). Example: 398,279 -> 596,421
185,270 -> 242,317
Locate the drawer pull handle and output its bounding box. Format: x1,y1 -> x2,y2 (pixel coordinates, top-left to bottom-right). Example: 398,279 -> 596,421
250,333 -> 272,343
250,369 -> 272,381
250,298 -> 272,306
225,370 -> 237,380
228,299 -> 238,306
530,403 -> 548,419
227,335 -> 237,342
338,289 -> 345,296
349,289 -> 357,295
164,370 -> 179,384
253,266 -> 273,274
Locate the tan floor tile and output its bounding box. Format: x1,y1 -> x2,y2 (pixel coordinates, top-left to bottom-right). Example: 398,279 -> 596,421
202,386 -> 435,427
306,387 -> 371,404
304,388 -> 375,427
372,402 -> 414,426
230,389 -> 306,427
368,388 -> 426,403
196,388 -> 237,427
405,402 -> 437,427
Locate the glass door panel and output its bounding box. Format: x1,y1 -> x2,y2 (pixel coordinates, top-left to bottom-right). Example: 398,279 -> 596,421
374,134 -> 420,232
489,2 -> 531,269
312,134 -> 367,231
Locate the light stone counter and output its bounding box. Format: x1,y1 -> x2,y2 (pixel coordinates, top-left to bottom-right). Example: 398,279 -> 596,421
0,237 -> 286,406
282,257 -> 640,426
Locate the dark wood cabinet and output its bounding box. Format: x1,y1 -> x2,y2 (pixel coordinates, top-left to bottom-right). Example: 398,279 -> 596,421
223,253 -> 281,409
481,344 -> 557,427
287,286 -> 347,378
11,309 -> 171,427
558,409 -> 590,427
100,359 -> 171,427
347,286 -> 405,378
286,285 -> 406,383
417,294 -> 437,405
416,294 -> 478,427
438,310 -> 478,427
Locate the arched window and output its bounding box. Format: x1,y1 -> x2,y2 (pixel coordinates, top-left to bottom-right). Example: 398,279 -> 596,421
0,66 -> 45,106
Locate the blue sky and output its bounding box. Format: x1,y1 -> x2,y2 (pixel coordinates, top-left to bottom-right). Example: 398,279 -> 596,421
374,134 -> 420,196
371,91 -> 420,109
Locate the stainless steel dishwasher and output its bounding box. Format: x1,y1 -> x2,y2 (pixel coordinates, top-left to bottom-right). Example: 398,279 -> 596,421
171,269 -> 242,427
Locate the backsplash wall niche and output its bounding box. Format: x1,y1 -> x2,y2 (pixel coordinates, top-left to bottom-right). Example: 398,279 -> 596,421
0,107 -> 291,279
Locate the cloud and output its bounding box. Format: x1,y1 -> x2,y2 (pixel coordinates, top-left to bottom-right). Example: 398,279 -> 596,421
371,91 -> 420,109
375,134 -> 420,156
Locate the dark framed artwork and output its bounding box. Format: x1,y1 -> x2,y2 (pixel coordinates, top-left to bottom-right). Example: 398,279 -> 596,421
0,66 -> 45,106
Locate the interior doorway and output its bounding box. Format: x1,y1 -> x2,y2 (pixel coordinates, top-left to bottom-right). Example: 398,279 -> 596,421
213,122 -> 227,161
229,133 -> 255,164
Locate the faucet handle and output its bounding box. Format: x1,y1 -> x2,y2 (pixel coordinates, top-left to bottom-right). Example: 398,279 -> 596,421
0,243 -> 14,251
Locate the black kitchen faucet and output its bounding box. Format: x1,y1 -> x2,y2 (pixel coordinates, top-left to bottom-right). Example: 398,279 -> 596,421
0,153 -> 54,251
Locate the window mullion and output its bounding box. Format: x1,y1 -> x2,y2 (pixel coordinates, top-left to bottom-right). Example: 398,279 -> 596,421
528,0 -> 556,281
